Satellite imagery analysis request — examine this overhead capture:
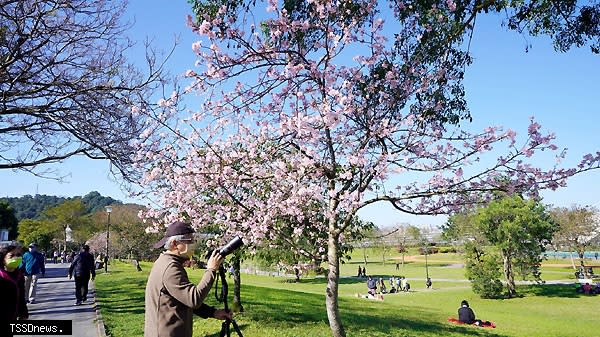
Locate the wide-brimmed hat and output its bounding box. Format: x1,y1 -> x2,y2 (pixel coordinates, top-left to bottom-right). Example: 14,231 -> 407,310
153,221 -> 195,249
29,243 -> 37,248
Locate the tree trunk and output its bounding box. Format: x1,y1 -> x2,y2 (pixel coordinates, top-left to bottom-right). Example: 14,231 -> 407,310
326,228 -> 345,337
569,251 -> 577,270
363,245 -> 367,265
503,251 -> 516,297
401,237 -> 406,269
578,248 -> 585,267
232,256 -> 243,312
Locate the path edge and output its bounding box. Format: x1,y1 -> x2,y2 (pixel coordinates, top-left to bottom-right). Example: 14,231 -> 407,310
91,281 -> 108,337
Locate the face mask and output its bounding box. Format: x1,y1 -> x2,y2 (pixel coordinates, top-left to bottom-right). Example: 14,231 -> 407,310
5,257 -> 22,272
179,242 -> 197,259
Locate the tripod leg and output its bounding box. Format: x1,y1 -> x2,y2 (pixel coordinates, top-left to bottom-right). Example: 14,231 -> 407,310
219,321 -> 227,337
231,319 -> 244,337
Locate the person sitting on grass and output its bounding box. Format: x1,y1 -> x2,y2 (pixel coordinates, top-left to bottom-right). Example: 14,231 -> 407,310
582,282 -> 593,295
389,277 -> 396,293
379,277 -> 387,294
366,275 -> 377,296
458,300 -> 481,325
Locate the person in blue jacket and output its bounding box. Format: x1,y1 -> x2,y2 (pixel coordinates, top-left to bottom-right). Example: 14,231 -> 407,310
19,243 -> 45,304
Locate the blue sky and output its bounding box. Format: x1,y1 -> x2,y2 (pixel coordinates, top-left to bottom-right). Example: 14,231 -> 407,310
1,1 -> 599,228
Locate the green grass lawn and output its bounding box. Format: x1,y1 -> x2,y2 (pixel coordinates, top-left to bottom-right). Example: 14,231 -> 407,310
96,255 -> 597,337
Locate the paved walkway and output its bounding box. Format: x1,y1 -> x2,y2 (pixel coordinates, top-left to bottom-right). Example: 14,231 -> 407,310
21,263 -> 104,337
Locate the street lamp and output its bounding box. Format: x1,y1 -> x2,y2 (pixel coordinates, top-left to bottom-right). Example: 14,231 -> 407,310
105,206 -> 112,273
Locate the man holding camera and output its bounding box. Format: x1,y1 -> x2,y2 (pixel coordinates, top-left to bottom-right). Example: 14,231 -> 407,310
144,221 -> 232,337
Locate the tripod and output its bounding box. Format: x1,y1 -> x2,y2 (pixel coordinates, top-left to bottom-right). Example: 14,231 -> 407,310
215,266 -> 243,337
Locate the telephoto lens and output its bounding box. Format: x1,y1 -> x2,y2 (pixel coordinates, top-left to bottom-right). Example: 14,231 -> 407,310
219,236 -> 244,257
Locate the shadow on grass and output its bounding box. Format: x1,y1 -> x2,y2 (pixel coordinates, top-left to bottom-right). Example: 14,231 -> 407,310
518,284 -> 593,298
96,262 -> 507,336
345,260 -> 418,268
239,284 -> 509,337
281,276 -> 368,285
96,274 -> 148,316
291,274 -> 423,286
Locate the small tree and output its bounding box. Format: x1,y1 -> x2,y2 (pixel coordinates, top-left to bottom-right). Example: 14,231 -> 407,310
464,241 -> 504,298
475,195 -> 556,297
550,205 -> 599,267
91,204 -> 159,261
442,210 -> 479,252
394,225 -> 410,269
17,219 -> 56,251
42,199 -> 93,245
408,225 -> 432,280
0,201 -> 18,240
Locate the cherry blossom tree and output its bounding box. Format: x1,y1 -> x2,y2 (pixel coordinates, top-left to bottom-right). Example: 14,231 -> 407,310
136,1 -> 600,335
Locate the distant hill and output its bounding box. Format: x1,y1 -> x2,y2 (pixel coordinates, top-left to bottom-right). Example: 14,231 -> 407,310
1,191 -> 122,220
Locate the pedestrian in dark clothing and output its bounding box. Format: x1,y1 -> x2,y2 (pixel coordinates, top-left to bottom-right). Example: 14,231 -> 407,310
362,266 -> 367,277
68,245 -> 96,305
0,244 -> 28,336
458,300 -> 481,325
357,266 -> 361,277
426,277 -> 432,289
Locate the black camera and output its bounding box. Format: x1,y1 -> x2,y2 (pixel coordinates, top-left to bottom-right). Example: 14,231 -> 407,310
218,236 -> 244,257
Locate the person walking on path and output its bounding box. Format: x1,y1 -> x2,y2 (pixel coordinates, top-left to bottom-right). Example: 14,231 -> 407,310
0,243 -> 28,336
144,221 -> 232,337
68,244 -> 96,305
24,262 -> 100,337
20,243 -> 45,304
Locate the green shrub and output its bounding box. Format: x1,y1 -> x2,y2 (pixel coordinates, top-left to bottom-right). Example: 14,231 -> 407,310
439,247 -> 457,254
464,242 -> 504,298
